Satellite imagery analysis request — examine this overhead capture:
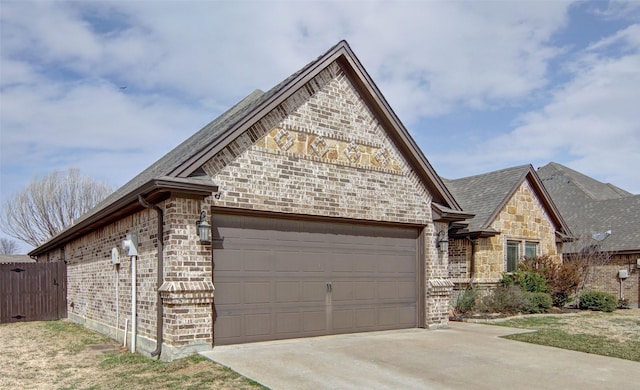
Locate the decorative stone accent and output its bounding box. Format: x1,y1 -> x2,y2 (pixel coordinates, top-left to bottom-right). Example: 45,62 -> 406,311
159,281 -> 215,305
275,128 -> 294,151
310,135 -> 329,157
375,147 -> 391,168
429,278 -> 455,289
343,140 -> 362,163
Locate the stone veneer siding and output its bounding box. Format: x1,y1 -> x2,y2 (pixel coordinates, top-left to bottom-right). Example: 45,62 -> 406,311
203,60 -> 449,328
450,181 -> 561,290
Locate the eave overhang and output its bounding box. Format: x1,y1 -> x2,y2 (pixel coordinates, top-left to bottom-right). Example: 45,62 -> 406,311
450,227 -> 500,239
432,203 -> 474,223
29,177 -> 218,257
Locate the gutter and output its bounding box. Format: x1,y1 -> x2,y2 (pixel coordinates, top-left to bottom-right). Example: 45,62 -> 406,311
138,195 -> 164,359
29,176 -> 218,257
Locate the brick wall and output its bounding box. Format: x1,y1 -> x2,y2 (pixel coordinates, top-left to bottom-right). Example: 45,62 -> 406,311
203,60 -> 448,326
63,207 -> 160,342
42,195 -> 215,360
38,58 -> 452,356
582,254 -> 639,308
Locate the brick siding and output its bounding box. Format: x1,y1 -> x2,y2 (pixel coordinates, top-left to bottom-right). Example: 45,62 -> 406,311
38,59 -> 452,357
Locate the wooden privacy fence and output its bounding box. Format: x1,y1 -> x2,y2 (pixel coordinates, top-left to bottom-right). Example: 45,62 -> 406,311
0,262 -> 67,323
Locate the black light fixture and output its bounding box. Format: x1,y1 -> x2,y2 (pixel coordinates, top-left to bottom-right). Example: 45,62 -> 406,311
436,230 -> 448,253
196,210 -> 211,244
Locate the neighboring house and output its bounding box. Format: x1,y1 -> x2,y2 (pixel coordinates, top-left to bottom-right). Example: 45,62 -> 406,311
538,162 -> 640,307
28,41 -> 470,360
0,255 -> 35,263
443,165 -> 573,293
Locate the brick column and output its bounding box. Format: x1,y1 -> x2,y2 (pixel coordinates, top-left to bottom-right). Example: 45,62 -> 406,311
425,222 -> 453,328
160,196 -> 214,359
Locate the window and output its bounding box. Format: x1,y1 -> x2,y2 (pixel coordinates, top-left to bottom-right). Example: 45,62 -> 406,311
506,241 -> 519,272
525,242 -> 538,260
506,240 -> 539,272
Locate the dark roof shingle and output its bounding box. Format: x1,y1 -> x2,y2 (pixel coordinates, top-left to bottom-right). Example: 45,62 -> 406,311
537,162 -> 639,253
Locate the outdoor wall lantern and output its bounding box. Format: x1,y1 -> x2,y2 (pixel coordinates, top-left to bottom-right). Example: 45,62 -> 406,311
436,230 -> 449,253
196,210 -> 212,244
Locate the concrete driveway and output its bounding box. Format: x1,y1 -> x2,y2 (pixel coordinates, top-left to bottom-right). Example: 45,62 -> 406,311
200,322 -> 640,389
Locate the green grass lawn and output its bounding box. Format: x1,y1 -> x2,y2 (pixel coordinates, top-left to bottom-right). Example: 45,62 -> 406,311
493,312 -> 640,362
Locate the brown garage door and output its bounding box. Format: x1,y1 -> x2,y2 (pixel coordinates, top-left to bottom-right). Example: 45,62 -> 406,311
213,213 -> 419,345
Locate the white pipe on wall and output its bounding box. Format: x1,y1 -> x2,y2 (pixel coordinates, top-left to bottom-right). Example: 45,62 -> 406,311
115,268 -> 119,342
131,255 -> 137,353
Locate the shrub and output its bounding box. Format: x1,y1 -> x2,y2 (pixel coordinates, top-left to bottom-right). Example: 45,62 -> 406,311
518,255 -> 584,306
480,285 -> 528,314
518,271 -> 549,293
579,291 -> 617,312
454,287 -> 478,314
525,292 -> 553,314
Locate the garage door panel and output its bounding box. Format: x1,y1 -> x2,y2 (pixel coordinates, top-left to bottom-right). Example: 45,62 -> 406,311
245,314 -> 271,336
398,281 -> 416,298
276,281 -> 300,303
215,282 -> 242,305
332,309 -> 354,330
275,251 -> 305,272
214,250 -> 243,271
302,281 -> 326,302
378,281 -> 399,299
331,281 -> 354,301
303,311 -> 326,331
301,253 -> 326,272
244,282 -> 270,304
354,281 -> 375,299
396,305 -> 417,325
276,312 -> 301,334
215,315 -> 242,339
243,251 -> 273,271
355,308 -> 375,327
213,213 -> 418,345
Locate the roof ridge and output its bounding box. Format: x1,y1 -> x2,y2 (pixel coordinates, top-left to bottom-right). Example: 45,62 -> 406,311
446,164 -> 530,183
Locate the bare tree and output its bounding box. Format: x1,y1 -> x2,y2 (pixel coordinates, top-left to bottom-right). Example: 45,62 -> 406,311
563,235 -> 613,303
0,237 -> 19,254
1,169 -> 114,247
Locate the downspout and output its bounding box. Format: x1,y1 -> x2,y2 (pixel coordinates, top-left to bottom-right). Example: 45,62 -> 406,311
138,195 -> 164,359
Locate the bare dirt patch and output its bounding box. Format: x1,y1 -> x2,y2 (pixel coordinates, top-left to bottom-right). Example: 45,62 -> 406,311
0,320 -> 263,389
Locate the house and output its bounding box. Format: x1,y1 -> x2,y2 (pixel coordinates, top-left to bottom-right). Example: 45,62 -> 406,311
443,165 -> 572,293
537,162 -> 640,307
28,41 -> 470,360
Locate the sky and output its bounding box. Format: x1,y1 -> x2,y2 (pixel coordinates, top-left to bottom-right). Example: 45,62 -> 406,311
1,0 -> 639,253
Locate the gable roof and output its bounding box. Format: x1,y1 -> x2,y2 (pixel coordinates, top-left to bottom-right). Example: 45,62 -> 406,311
443,165 -> 572,238
30,40 -> 463,256
537,162 -> 639,253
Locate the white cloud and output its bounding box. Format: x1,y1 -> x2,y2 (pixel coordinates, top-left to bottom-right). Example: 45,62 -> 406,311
434,21 -> 640,192
2,0 -> 638,217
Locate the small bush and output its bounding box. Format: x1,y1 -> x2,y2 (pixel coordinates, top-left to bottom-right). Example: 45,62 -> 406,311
454,287 -> 478,314
502,270 -> 548,294
518,271 -> 549,293
480,285 -> 528,314
579,291 -> 617,312
525,292 -> 553,314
